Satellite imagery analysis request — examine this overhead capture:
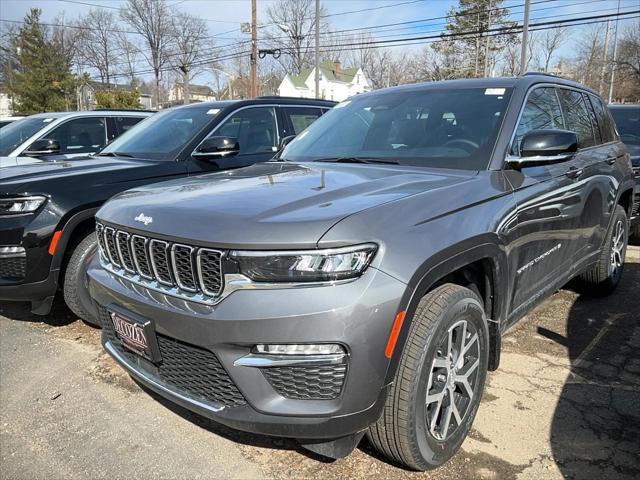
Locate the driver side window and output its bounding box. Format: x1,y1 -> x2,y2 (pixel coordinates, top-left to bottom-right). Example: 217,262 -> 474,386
511,88 -> 564,156
39,117 -> 107,155
216,107 -> 278,155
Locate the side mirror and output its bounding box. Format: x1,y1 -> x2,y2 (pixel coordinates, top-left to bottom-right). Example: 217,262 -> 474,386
193,136 -> 240,158
25,139 -> 61,156
278,135 -> 296,151
508,129 -> 577,168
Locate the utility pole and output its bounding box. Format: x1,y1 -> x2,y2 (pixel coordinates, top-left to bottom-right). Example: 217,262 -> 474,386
475,12 -> 480,76
599,20 -> 611,97
608,0 -> 621,104
520,0 -> 531,75
484,0 -> 493,78
314,0 -> 320,98
250,0 -> 258,98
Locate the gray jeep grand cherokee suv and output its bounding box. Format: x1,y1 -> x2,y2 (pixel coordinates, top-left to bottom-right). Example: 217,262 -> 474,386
87,74 -> 635,470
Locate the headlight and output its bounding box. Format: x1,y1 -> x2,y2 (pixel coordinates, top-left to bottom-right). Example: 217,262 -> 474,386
0,196 -> 47,215
230,244 -> 377,282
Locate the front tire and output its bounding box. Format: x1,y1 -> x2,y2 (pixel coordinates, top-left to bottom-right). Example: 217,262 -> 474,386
367,284 -> 489,470
63,231 -> 100,326
579,205 -> 628,296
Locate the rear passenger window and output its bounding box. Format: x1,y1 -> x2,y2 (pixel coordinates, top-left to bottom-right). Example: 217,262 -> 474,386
115,116 -> 145,135
589,95 -> 616,143
511,87 -> 564,156
283,107 -> 322,135
557,89 -> 595,148
582,93 -> 602,144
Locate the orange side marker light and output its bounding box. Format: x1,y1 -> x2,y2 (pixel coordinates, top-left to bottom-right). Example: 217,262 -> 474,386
385,310 -> 406,358
48,230 -> 62,255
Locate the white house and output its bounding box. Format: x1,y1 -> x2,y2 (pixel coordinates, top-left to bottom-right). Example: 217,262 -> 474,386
278,60 -> 371,102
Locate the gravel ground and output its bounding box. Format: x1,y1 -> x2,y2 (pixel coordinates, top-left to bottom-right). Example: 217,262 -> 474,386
1,247 -> 639,480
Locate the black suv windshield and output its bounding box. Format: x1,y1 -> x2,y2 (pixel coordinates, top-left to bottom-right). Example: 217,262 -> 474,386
610,107 -> 640,146
0,117 -> 53,155
281,87 -> 512,170
99,105 -> 219,160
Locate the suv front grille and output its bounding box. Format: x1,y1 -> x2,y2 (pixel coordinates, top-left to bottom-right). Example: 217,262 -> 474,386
96,222 -> 224,301
100,307 -> 246,408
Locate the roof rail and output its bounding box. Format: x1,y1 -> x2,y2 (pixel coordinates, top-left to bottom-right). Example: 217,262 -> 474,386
523,71 -> 562,79
91,108 -> 157,113
256,95 -> 336,103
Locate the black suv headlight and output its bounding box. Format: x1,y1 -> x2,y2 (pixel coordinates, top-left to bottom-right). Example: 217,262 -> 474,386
230,244 -> 377,282
0,196 -> 47,215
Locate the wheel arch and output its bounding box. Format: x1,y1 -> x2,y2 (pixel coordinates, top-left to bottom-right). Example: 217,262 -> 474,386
50,208 -> 100,278
384,237 -> 509,384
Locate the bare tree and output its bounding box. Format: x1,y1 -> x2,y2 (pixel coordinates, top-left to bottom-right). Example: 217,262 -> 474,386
116,33 -> 140,86
573,25 -> 604,88
77,9 -> 117,86
121,0 -> 172,108
168,12 -> 209,104
614,23 -> 640,101
265,0 -> 329,74
538,27 -> 569,72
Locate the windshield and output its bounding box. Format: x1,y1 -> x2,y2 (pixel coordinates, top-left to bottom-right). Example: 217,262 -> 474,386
610,107 -> 640,146
99,105 -> 220,160
281,87 -> 512,170
0,117 -> 54,155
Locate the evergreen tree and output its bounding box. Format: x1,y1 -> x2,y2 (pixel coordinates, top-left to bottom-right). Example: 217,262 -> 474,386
7,9 -> 76,114
433,0 -> 516,78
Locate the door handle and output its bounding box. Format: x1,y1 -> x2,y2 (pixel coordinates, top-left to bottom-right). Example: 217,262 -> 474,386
606,157 -> 617,165
565,167 -> 584,179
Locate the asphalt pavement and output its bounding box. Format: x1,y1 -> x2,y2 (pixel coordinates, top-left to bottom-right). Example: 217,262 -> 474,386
1,247 -> 639,480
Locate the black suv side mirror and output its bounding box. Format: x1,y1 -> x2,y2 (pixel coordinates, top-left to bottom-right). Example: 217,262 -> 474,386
25,139 -> 61,156
193,136 -> 240,158
508,129 -> 578,168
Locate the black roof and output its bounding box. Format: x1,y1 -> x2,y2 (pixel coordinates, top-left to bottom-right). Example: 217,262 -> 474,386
167,97 -> 337,112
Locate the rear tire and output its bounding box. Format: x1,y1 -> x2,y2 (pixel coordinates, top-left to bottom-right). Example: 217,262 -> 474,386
367,284 -> 489,470
63,231 -> 100,326
579,205 -> 628,296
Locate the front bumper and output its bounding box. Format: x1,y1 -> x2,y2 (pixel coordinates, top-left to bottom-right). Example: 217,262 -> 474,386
88,260 -> 406,439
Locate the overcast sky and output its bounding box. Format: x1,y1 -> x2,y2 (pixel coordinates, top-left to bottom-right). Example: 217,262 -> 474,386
0,0 -> 637,87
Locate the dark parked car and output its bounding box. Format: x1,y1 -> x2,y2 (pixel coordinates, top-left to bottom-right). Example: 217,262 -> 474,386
87,75 -> 634,470
0,110 -> 152,160
609,104 -> 639,239
0,98 -> 334,321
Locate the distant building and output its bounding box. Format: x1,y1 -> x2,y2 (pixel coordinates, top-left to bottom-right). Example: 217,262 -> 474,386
169,83 -> 216,103
278,60 -> 371,101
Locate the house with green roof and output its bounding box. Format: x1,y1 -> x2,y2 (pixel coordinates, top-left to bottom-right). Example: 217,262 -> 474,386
277,60 -> 371,101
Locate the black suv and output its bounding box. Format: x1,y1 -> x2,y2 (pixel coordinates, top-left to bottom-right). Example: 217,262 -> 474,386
0,98 -> 334,321
88,75 -> 634,470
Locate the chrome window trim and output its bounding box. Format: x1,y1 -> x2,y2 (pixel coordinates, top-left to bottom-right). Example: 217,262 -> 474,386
131,234 -> 153,280
196,248 -> 224,296
149,239 -> 173,286
171,243 -> 198,292
506,83 -> 610,163
115,231 -> 135,273
191,103 -> 325,157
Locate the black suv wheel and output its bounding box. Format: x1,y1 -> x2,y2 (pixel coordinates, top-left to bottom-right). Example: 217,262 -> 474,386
579,205 -> 628,295
367,284 -> 489,470
63,231 -> 100,326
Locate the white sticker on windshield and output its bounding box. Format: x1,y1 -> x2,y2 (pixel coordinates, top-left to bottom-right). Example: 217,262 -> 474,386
334,100 -> 351,109
43,118 -> 54,123
485,88 -> 505,95
207,108 -> 220,115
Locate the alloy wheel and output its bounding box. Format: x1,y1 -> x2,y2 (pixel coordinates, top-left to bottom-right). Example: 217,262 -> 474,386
425,319 -> 480,441
609,219 -> 625,276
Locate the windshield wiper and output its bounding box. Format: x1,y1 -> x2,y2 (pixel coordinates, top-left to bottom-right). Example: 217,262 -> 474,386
96,151 -> 135,158
313,156 -> 399,165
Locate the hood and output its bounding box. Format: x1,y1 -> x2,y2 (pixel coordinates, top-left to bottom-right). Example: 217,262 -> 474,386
0,156 -> 158,194
98,161 -> 475,249
0,156 -> 42,169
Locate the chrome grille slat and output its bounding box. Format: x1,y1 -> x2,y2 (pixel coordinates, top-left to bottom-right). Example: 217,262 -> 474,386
116,231 -> 135,273
95,222 -> 224,302
131,235 -> 153,279
197,248 -> 223,296
104,227 -> 121,268
171,244 -> 198,292
150,239 -> 173,286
